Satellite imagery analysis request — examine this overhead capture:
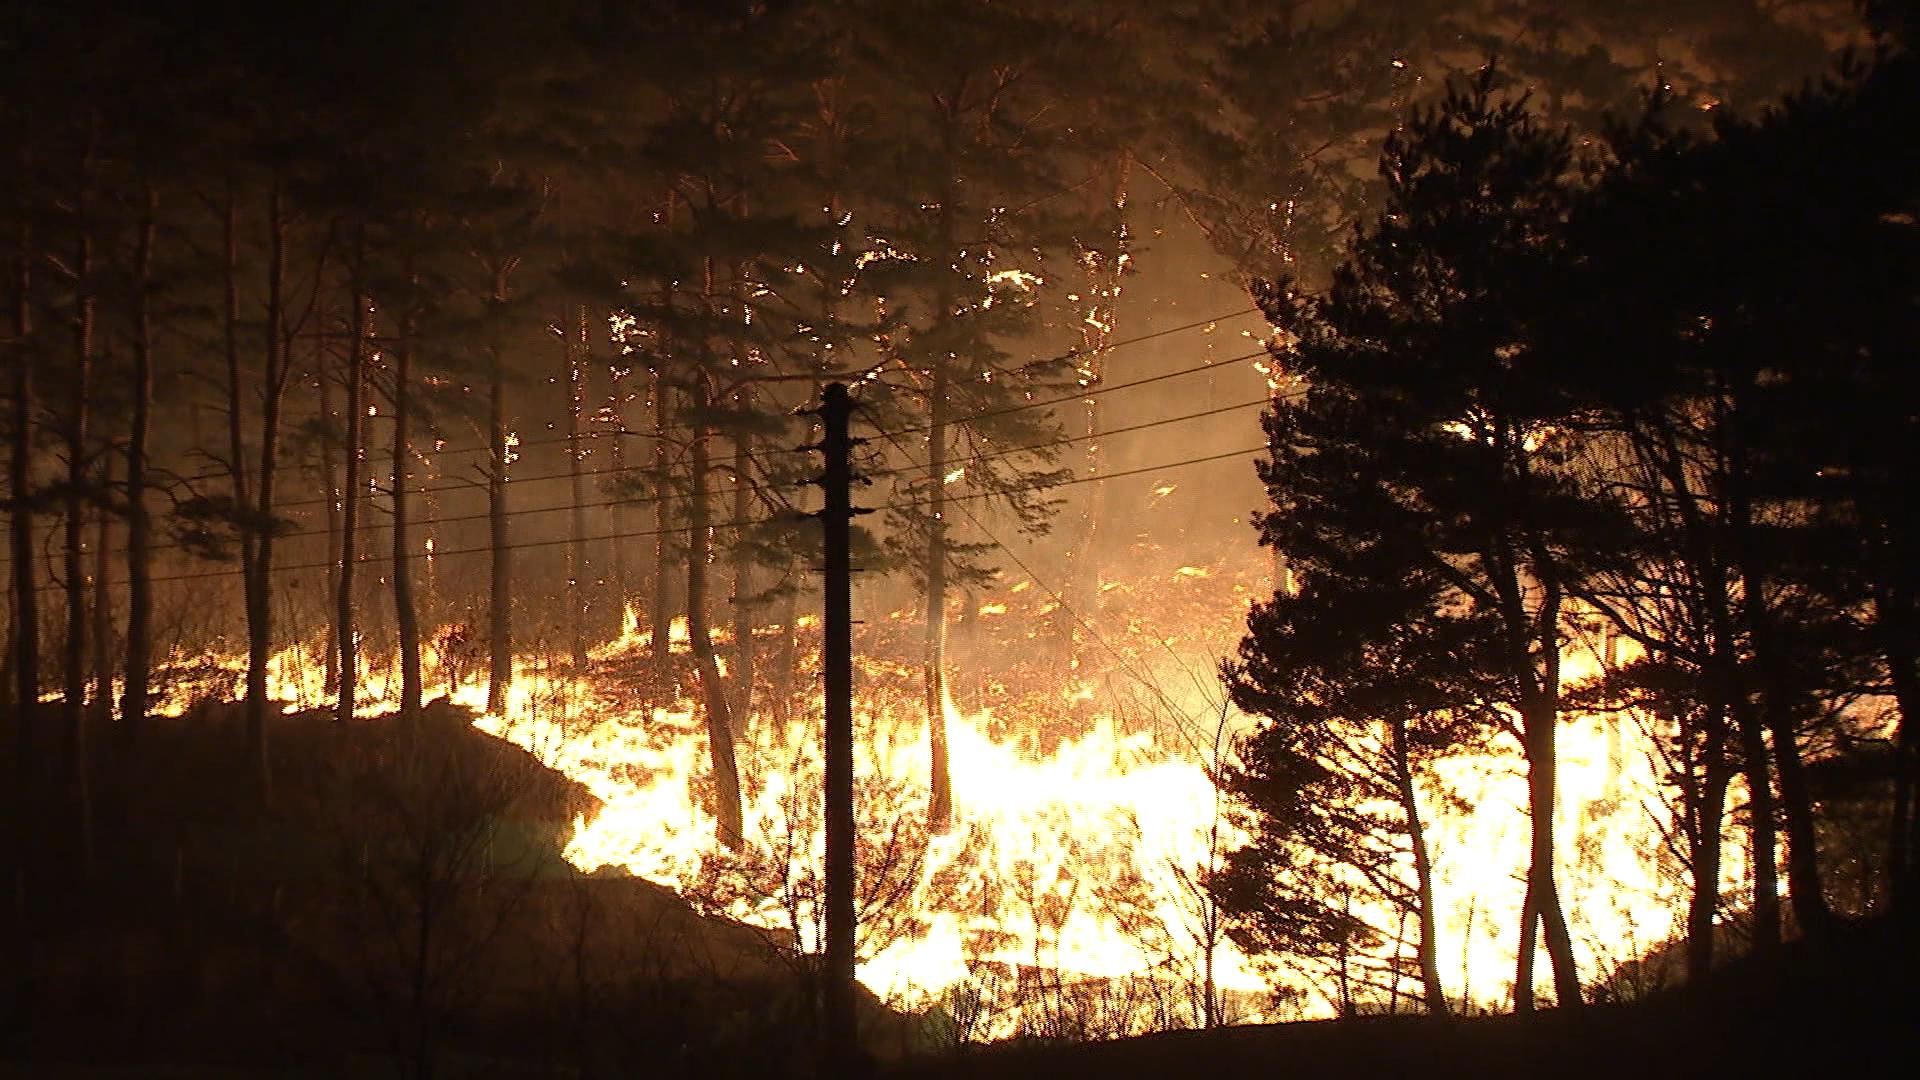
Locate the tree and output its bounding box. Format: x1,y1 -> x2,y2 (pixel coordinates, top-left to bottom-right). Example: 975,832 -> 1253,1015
601,1 -> 836,848
1560,44 -> 1920,935
1172,0 -> 1862,291
6,172 -> 40,788
851,0 -> 1085,831
1247,67 -> 1600,1010
1221,561 -> 1501,1013
118,180 -> 158,735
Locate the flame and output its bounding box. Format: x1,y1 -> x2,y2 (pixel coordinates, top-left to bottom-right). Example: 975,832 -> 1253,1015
152,551 -> 1740,1029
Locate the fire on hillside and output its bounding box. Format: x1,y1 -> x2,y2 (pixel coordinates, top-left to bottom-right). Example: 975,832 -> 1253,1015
152,545 -> 1729,1035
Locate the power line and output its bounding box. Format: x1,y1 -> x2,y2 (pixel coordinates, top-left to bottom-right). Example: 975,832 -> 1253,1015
881,445 -> 1266,515
865,395 -> 1270,484
158,309 -> 1269,514
880,347 -> 1276,437
38,395 -> 1273,566
4,320 -> 1279,574
38,442 -> 1270,594
376,306 -> 1266,461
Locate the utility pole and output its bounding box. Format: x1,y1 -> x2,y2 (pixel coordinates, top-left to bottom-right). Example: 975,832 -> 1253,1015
815,381 -> 862,1075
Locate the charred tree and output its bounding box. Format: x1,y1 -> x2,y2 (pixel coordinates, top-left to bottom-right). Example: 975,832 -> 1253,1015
601,300 -> 632,620
686,374 -> 743,850
730,406 -> 754,731
1735,693 -> 1784,950
89,457 -> 111,734
1062,157 -> 1131,657
649,370 -> 675,681
1740,551 -> 1832,939
230,183 -> 296,797
62,159 -> 94,805
119,186 -> 155,735
922,360 -> 952,831
391,291 -> 422,721
336,274 -> 368,726
564,308 -> 589,667
858,20 -> 1081,834
1511,580 -> 1579,1011
485,264 -> 514,717
9,221 -> 36,776
319,338 -> 343,699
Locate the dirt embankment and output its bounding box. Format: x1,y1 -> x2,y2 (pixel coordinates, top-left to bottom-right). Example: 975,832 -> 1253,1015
2,701 -> 840,1077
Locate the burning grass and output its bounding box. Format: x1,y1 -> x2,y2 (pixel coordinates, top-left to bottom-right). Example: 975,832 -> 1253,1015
130,541 -> 1732,1039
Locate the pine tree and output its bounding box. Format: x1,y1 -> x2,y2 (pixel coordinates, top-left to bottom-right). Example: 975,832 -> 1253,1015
848,0 -> 1091,832
1222,559 -> 1501,1013
1248,68 -> 1599,1010
1562,46 -> 1920,934
601,1 -> 834,848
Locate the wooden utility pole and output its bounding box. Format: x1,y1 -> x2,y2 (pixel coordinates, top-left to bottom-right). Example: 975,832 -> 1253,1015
816,382 -> 861,1075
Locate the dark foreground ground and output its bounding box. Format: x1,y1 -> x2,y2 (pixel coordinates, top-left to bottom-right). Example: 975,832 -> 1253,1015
4,702 -> 1913,1078
2,702 -> 882,1078
888,918 -> 1917,1080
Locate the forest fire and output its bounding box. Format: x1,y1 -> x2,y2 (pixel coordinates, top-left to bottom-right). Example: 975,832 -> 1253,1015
7,1 -> 1912,1074
148,551 -> 1718,1027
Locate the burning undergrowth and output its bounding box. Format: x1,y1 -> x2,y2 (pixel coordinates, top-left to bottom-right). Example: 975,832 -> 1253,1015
135,536 -> 1712,1040
495,542 -> 1279,1039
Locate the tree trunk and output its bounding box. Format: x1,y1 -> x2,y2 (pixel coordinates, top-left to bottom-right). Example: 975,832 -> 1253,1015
607,343 -> 629,618
89,462 -> 110,724
91,461 -> 111,731
244,185 -> 290,798
1514,870 -> 1538,1013
1067,158 -> 1128,660
1743,564 -> 1830,938
1725,371 -> 1828,938
1882,584 -> 1920,909
649,198 -> 679,685
1511,578 -> 1580,1012
119,188 -> 155,735
650,369 -> 674,681
220,178 -> 257,735
1531,704 -> 1581,1004
319,348 -> 341,699
10,222 -> 37,779
687,379 -> 743,850
1733,692 -> 1782,952
336,280 -> 367,726
486,272 -> 513,717
730,421 -> 753,732
565,312 -> 589,667
924,178 -> 962,835
925,362 -> 953,834
391,299 -> 422,721
1388,715 -> 1448,1015
773,572 -> 798,729
1686,704 -> 1732,981
1764,701 -> 1827,937
63,189 -> 92,811
80,464 -> 104,874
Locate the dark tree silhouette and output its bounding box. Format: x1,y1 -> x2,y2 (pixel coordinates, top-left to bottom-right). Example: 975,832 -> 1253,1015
1244,67 -> 1602,1011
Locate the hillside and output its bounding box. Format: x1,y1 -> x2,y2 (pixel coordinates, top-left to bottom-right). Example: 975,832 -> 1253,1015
1,701 -> 849,1077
